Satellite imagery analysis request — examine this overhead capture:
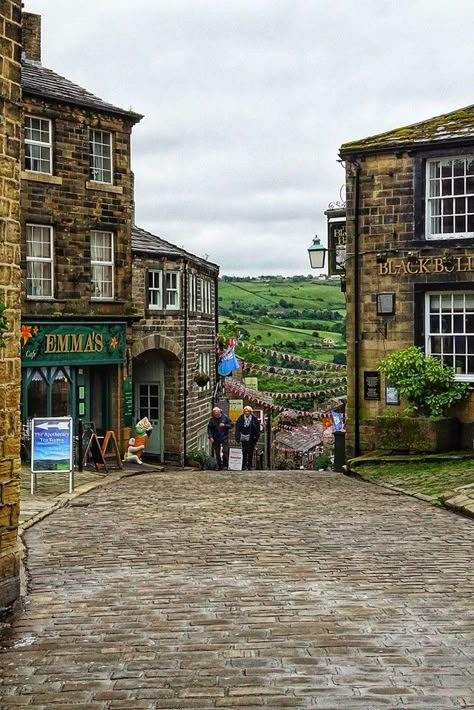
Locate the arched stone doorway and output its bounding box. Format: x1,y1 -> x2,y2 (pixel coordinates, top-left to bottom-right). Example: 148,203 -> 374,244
132,334 -> 182,462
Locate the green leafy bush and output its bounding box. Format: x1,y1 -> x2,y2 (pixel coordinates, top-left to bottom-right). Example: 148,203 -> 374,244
378,346 -> 469,417
185,448 -> 208,469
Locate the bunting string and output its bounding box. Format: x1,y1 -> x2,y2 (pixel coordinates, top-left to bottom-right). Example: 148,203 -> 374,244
241,344 -> 346,370
239,359 -> 347,384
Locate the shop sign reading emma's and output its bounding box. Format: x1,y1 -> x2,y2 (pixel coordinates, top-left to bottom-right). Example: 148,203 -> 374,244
21,322 -> 126,366
379,255 -> 474,276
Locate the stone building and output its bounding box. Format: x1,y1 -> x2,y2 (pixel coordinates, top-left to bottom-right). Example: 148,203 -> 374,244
19,13 -> 142,445
0,0 -> 22,612
340,105 -> 474,456
131,226 -> 219,463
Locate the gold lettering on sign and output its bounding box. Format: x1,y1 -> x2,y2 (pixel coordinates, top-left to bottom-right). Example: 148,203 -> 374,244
94,334 -> 104,352
71,334 -> 83,352
41,331 -> 110,354
378,255 -> 474,275
45,334 -> 56,353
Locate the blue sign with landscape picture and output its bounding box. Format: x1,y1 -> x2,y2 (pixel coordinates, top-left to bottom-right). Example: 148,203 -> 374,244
31,417 -> 73,473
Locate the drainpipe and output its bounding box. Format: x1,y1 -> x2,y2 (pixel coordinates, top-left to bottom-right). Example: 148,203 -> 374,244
353,162 -> 361,457
183,259 -> 188,465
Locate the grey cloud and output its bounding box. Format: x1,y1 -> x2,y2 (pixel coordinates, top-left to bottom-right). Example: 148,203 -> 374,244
27,0 -> 474,275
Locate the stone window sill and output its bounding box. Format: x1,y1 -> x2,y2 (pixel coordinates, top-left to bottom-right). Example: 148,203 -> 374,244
21,171 -> 63,185
86,181 -> 123,194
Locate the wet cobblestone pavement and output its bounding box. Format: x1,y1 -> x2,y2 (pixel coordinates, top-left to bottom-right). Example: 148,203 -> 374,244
1,470 -> 474,709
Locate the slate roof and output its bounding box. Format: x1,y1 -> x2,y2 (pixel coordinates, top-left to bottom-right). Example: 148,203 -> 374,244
132,225 -> 219,272
274,424 -> 323,453
22,58 -> 143,122
340,104 -> 474,155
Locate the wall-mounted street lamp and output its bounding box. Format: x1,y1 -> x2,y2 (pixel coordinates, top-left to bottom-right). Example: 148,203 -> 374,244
307,235 -> 327,269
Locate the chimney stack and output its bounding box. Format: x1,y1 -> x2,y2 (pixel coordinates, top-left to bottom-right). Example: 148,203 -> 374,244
22,13 -> 41,63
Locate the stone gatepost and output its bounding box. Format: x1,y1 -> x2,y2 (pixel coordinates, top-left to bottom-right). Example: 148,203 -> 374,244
0,0 -> 22,614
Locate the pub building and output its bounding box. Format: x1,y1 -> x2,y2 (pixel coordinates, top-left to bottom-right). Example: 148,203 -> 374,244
20,14 -> 141,443
339,103 -> 474,456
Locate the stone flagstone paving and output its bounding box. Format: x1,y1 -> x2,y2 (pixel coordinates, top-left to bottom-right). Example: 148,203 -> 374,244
1,470 -> 474,709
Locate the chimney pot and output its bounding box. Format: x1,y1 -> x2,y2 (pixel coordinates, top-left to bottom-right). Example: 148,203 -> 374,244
22,13 -> 41,63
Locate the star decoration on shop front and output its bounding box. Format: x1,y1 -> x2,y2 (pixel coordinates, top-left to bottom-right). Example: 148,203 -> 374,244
110,337 -> 118,348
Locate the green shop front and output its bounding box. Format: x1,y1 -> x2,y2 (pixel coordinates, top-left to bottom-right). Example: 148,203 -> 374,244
21,320 -> 130,437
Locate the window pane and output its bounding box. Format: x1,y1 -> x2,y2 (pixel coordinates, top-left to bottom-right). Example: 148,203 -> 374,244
454,159 -> 465,177
429,315 -> 440,334
442,198 -> 453,215
455,356 -> 466,374
443,336 -> 453,353
454,178 -> 465,195
441,161 -> 452,177
27,376 -> 47,418
430,336 -> 441,353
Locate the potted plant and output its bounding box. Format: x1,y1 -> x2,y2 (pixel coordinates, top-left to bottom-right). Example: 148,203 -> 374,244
376,346 -> 469,452
194,372 -> 210,388
185,448 -> 208,470
314,453 -> 332,471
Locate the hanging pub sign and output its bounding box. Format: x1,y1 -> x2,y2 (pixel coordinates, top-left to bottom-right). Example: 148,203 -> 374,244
21,322 -> 126,366
328,220 -> 346,275
364,370 -> 381,401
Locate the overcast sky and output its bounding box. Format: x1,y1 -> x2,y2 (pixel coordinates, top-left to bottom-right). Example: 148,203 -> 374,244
26,1 -> 474,276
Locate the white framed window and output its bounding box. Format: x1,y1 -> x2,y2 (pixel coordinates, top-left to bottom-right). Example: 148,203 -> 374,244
196,430 -> 210,453
148,270 -> 162,310
25,116 -> 52,174
147,270 -> 180,310
91,230 -> 114,300
426,156 -> 474,239
198,351 -> 211,390
26,224 -> 54,299
188,273 -> 197,312
425,291 -> 474,380
200,278 -> 213,314
89,129 -> 112,183
165,272 -> 180,309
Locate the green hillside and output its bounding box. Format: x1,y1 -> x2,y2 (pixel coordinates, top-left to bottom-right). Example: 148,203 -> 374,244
219,277 -> 346,365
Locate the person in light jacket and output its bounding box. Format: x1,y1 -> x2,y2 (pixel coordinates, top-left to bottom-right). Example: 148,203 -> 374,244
235,406 -> 261,471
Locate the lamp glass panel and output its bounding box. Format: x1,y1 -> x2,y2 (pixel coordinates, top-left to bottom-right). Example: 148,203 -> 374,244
376,293 -> 395,315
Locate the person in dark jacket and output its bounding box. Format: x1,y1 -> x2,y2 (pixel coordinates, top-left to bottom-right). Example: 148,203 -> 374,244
207,407 -> 234,470
235,405 -> 261,471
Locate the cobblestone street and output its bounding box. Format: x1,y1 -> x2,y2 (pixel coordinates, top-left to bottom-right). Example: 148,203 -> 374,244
1,470 -> 474,709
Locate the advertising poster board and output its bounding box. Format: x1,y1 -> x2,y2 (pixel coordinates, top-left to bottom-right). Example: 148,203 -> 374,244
229,399 -> 243,422
31,417 -> 74,494
228,447 -> 243,471
244,377 -> 259,391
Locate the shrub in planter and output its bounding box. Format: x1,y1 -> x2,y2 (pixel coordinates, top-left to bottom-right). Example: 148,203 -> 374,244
314,454 -> 332,470
185,448 -> 208,469
376,347 -> 469,452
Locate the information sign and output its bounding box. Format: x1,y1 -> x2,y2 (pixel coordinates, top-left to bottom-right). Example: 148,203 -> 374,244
228,447 -> 243,471
363,371 -> 381,401
31,417 -> 74,494
228,399 -> 243,422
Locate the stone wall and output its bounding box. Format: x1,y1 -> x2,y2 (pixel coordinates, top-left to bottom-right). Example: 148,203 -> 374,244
0,0 -> 22,613
21,95 -> 136,319
345,151 -> 474,456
